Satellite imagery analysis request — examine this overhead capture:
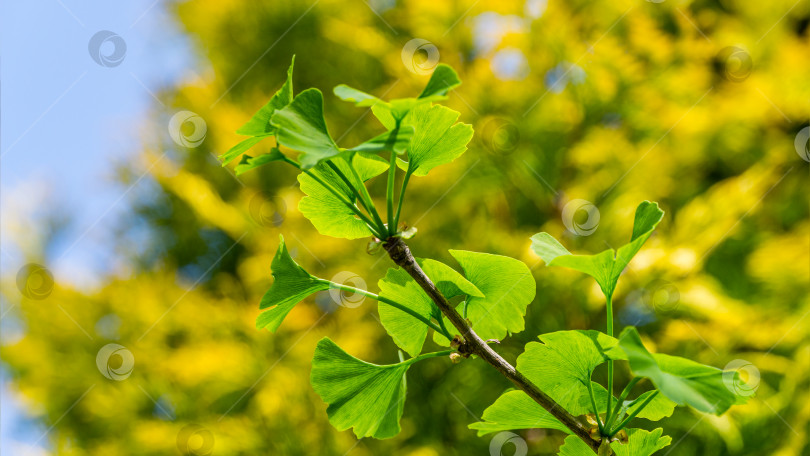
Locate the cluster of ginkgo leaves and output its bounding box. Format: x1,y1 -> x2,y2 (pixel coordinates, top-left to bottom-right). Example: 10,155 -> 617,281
219,59 -> 750,455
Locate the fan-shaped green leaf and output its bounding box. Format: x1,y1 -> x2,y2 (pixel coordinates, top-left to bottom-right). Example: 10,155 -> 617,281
333,84 -> 381,107
558,428 -> 671,456
531,201 -> 664,298
618,326 -> 746,414
383,103 -> 473,176
378,267 -> 435,357
620,391 -> 677,422
297,154 -> 388,239
469,390 -> 571,437
235,56 -> 295,137
310,338 -> 412,439
220,136 -> 267,165
419,63 -> 461,98
271,88 -> 341,169
448,250 -> 536,341
234,147 -> 285,175
349,125 -> 415,155
420,258 -> 483,300
256,235 -> 329,331
516,330 -> 624,416
378,259 -> 481,356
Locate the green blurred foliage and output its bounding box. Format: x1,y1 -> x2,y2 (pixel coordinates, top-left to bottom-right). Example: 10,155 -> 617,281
3,0 -> 810,455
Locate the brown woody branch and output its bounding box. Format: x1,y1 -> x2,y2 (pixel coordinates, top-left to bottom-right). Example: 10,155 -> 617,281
383,236 -> 608,455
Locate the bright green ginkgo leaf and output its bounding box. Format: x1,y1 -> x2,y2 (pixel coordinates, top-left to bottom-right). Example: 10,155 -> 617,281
256,235 -> 329,331
620,390 -> 677,422
378,267 -> 435,357
449,250 -> 536,341
298,154 -> 388,239
339,64 -> 461,123
374,102 -> 473,177
234,147 -> 285,175
419,63 -> 461,98
220,136 -> 266,165
468,390 -> 571,437
348,125 -> 415,155
531,201 -> 664,298
558,428 -> 671,456
235,56 -> 295,137
310,337 -> 412,439
516,330 -> 624,416
421,258 -> 483,300
618,326 -> 746,414
378,258 -> 481,356
271,88 -> 342,169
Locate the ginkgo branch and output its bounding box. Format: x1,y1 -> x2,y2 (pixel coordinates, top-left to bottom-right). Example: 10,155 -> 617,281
383,236 -> 608,455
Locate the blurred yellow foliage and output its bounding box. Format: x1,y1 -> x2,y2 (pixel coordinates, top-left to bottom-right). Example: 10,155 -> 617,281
2,0 -> 809,454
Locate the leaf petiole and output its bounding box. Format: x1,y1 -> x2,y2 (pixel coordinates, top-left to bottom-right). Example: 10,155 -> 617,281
385,121 -> 402,237
609,390 -> 659,436
586,377 -> 605,435
604,376 -> 641,432
405,349 -> 456,365
393,168 -> 413,230
324,280 -> 451,338
282,156 -> 386,239
605,293 -> 615,435
327,160 -> 387,236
